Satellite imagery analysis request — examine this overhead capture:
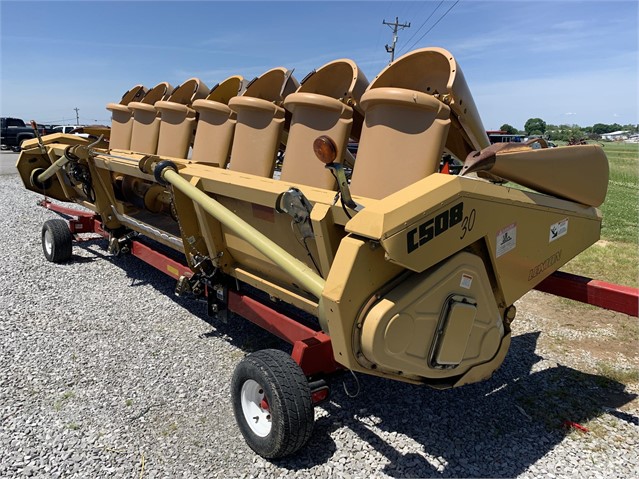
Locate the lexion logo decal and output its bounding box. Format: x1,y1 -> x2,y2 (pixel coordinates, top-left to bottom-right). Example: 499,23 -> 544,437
407,202 -> 464,254
528,250 -> 562,281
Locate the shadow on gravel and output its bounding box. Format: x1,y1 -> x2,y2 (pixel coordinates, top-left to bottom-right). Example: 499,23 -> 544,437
296,332 -> 637,478
86,246 -> 637,477
70,238 -> 111,263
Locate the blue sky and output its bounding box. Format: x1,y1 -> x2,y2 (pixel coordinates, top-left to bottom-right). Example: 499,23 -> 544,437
1,0 -> 637,130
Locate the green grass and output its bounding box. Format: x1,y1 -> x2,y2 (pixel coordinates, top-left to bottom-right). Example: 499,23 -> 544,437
513,367 -> 612,431
563,241 -> 637,287
596,361 -> 639,383
53,390 -> 76,411
161,422 -> 179,436
562,142 -> 638,287
599,142 -> 639,243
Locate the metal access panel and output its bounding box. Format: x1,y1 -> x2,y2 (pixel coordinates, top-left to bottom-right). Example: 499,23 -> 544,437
435,299 -> 477,366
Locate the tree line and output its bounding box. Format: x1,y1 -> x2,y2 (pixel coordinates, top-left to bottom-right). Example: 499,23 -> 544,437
499,119 -> 638,141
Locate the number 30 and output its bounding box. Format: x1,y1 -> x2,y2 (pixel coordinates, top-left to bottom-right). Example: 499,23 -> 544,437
460,208 -> 476,240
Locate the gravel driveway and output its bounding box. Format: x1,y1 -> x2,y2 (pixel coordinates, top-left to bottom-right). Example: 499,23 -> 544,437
1,168 -> 637,478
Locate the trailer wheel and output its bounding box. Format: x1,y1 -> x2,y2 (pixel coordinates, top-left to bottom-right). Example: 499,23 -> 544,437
231,349 -> 314,459
42,219 -> 73,263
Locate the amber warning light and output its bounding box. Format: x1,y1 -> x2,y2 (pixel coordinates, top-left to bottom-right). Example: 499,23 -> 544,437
313,135 -> 337,164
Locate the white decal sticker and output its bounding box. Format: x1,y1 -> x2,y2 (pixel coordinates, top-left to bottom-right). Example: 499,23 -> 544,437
549,218 -> 568,242
496,223 -> 517,258
460,273 -> 473,289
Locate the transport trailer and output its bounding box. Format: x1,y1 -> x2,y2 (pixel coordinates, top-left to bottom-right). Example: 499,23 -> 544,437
17,47 -> 610,458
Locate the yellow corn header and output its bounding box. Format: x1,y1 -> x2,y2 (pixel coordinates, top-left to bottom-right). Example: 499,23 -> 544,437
17,47 -> 609,458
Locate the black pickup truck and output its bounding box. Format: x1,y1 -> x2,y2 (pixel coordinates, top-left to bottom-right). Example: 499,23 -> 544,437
0,117 -> 55,151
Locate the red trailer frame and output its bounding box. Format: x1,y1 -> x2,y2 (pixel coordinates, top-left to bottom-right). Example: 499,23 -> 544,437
39,198 -> 639,377
40,199 -> 342,383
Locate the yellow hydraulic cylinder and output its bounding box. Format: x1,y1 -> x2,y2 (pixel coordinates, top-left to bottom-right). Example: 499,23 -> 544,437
35,155 -> 72,184
161,167 -> 326,299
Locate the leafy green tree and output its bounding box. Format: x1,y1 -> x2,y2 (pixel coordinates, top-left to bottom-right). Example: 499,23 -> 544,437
550,124 -> 587,141
565,125 -> 585,141
546,124 -> 560,141
524,118 -> 547,135
592,123 -> 611,134
499,124 -> 518,134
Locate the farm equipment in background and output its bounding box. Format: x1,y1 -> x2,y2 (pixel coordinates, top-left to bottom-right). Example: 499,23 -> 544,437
567,137 -> 589,146
16,47 -> 619,458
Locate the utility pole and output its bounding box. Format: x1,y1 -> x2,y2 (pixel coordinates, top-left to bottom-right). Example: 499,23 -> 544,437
74,107 -> 80,126
383,16 -> 410,63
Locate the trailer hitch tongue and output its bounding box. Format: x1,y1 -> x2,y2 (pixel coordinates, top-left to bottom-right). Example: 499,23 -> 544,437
152,160 -> 326,301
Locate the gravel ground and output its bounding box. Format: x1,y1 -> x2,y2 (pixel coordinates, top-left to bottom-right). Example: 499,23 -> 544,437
1,165 -> 637,478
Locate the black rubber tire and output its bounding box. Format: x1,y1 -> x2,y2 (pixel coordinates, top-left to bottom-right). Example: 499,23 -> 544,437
41,219 -> 73,263
17,135 -> 34,151
231,349 -> 314,459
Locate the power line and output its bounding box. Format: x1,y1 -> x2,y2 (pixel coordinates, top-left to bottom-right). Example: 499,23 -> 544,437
404,0 -> 461,53
397,0 -> 445,56
40,117 -> 110,125
40,119 -> 73,124
399,1 -> 421,21
382,17 -> 411,63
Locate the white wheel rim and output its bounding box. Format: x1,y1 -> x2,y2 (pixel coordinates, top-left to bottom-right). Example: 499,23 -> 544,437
44,230 -> 53,255
240,379 -> 272,437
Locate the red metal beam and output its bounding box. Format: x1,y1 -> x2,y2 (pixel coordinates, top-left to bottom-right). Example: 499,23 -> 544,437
228,292 -> 320,344
38,198 -> 191,279
290,333 -> 341,377
39,198 -> 106,239
69,216 -> 106,237
228,292 -> 341,376
39,199 -> 95,218
130,240 -> 192,280
37,197 -> 341,375
535,271 -> 639,317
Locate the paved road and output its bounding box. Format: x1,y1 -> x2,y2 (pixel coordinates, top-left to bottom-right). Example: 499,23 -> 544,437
0,151 -> 19,175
